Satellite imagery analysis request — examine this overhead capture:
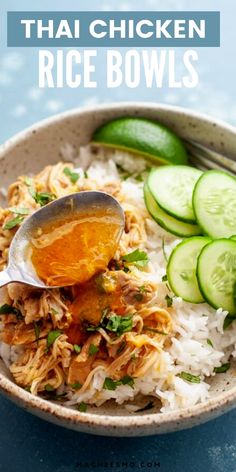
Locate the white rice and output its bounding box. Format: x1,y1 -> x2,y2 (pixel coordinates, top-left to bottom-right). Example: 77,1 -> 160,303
1,145 -> 236,413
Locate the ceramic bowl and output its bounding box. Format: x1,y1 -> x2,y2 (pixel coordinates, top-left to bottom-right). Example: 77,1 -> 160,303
0,102 -> 236,437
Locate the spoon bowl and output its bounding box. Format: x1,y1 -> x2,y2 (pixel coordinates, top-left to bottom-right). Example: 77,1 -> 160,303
0,191 -> 125,289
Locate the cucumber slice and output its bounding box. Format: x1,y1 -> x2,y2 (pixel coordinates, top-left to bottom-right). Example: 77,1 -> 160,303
167,237 -> 211,303
232,236 -> 236,240
144,184 -> 202,238
197,239 -> 236,315
148,166 -> 202,223
193,170 -> 236,238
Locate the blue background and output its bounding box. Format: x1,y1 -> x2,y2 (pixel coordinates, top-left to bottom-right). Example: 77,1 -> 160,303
0,1 -> 236,471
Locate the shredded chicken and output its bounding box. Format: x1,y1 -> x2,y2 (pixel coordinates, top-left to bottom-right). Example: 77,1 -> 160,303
0,161 -> 173,400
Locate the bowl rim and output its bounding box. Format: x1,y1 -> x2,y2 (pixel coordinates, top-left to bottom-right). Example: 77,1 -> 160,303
0,101 -> 236,433
1,101 -> 236,154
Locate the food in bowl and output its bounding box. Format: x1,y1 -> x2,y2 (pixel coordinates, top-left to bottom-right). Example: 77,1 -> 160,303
0,116 -> 235,415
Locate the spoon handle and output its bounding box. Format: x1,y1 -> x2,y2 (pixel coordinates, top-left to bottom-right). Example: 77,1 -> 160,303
0,269 -> 11,288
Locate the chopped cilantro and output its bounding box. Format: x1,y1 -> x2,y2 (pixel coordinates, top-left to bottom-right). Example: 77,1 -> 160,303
103,377 -> 119,391
106,314 -> 133,336
46,330 -> 61,351
88,344 -> 99,356
70,382 -> 82,390
9,206 -> 29,215
84,170 -> 88,179
73,344 -> 81,354
122,249 -> 149,268
63,167 -> 80,184
103,375 -> 135,391
45,384 -> 55,392
139,285 -> 147,293
29,188 -> 56,206
3,215 -> 24,230
77,402 -> 87,412
0,303 -> 23,320
207,339 -> 213,348
121,375 -> 134,388
214,363 -> 230,374
179,372 -> 201,383
165,294 -> 173,307
86,309 -> 133,337
162,274 -> 168,282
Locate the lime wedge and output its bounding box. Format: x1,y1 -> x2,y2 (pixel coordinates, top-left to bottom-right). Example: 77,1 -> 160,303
92,117 -> 188,165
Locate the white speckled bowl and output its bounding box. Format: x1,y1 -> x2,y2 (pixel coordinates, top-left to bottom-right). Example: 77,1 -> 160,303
0,102 -> 236,437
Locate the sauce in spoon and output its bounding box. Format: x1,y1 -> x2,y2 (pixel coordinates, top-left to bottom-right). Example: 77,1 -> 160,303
30,207 -> 122,287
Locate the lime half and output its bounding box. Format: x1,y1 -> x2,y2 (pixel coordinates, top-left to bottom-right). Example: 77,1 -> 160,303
92,117 -> 188,166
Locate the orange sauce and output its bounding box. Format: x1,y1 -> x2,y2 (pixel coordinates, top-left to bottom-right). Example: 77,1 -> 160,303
66,274 -> 126,344
30,208 -> 121,287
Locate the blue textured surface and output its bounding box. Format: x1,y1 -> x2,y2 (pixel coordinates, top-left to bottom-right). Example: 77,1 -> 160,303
0,1 -> 236,471
1,394 -> 236,472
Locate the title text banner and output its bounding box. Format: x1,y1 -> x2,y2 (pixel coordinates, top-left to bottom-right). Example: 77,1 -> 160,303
7,11 -> 220,47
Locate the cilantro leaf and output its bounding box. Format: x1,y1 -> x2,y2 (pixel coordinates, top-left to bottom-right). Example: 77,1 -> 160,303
103,377 -> 120,390
44,384 -> 55,392
103,375 -> 135,391
165,294 -> 173,307
105,314 -> 133,336
63,167 -> 80,184
120,375 -> 134,388
70,382 -> 82,390
77,402 -> 87,412
29,188 -> 56,206
214,363 -> 230,374
73,344 -> 81,354
179,372 -> 201,383
122,249 -> 149,268
46,330 -> 61,350
3,215 -> 24,230
9,207 -> 29,215
86,309 -> 133,337
207,339 -> 213,348
88,344 -> 99,356
0,303 -> 23,320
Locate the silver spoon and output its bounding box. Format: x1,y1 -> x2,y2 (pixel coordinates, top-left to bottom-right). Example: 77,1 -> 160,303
0,191 -> 125,289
